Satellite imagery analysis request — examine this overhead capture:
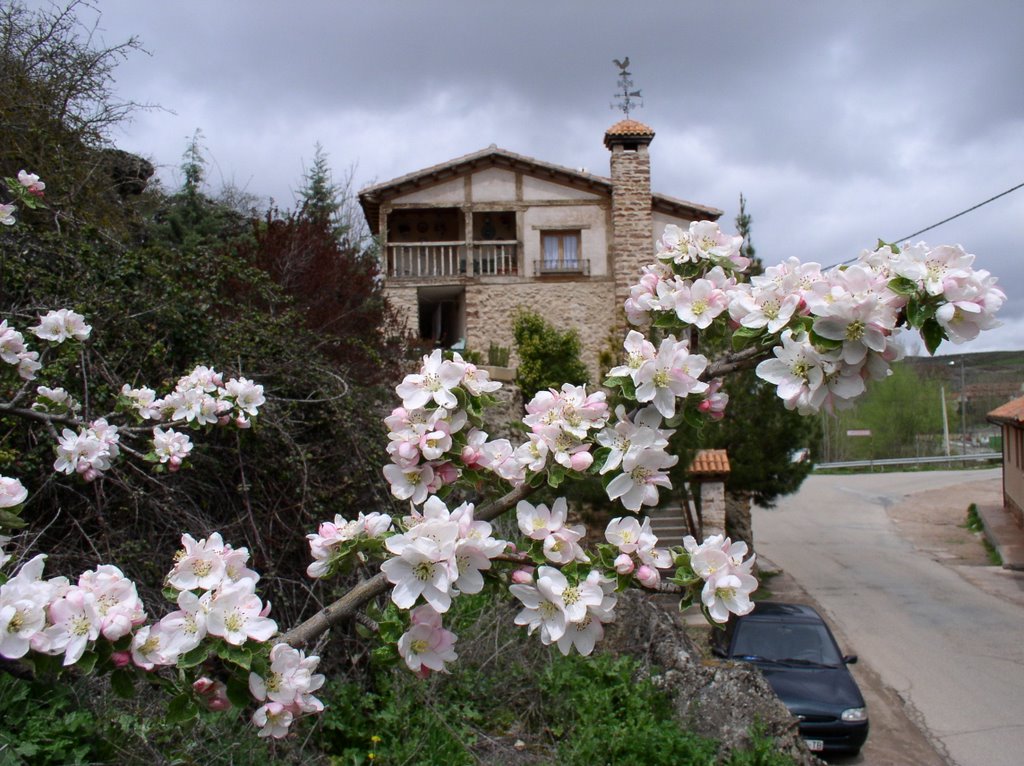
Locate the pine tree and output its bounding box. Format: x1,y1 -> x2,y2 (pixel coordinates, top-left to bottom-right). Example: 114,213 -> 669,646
297,142 -> 343,235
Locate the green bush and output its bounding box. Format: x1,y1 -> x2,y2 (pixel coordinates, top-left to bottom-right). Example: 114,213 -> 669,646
512,308 -> 589,403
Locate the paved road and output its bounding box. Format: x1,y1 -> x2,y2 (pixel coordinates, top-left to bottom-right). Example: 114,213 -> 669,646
754,469 -> 1024,766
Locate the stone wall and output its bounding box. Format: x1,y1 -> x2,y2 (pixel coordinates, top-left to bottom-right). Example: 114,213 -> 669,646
466,279 -> 617,382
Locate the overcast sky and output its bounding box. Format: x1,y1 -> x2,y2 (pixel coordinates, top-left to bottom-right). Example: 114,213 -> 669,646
38,0 -> 1023,355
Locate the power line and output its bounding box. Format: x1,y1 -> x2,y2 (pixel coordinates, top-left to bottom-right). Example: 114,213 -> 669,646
825,180 -> 1024,269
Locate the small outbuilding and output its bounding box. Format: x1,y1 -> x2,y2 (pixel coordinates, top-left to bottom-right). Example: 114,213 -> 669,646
987,396 -> 1024,528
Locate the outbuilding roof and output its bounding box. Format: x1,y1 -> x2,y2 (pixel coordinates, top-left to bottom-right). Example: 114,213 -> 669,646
988,396 -> 1024,426
688,449 -> 731,476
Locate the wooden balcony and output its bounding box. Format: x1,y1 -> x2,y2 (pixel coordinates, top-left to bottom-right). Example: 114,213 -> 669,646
385,241 -> 519,279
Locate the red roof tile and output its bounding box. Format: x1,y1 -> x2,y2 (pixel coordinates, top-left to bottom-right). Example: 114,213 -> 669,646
988,396 -> 1024,425
605,119 -> 655,137
688,449 -> 731,476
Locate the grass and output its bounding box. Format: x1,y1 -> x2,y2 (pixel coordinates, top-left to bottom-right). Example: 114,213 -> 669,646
964,503 -> 1004,566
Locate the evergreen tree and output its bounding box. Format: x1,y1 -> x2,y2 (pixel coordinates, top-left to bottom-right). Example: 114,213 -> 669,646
297,142 -> 343,236
669,195 -> 816,507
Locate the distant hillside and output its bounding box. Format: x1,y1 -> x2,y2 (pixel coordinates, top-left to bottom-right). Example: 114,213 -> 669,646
906,350 -> 1024,431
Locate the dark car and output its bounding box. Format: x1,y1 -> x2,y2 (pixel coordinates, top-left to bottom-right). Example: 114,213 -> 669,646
714,602 -> 869,756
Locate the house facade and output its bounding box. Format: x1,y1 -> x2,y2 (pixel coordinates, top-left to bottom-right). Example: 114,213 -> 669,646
358,120 -> 722,378
987,396 -> 1024,528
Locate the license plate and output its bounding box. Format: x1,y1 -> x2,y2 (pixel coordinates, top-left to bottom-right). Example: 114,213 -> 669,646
806,739 -> 824,752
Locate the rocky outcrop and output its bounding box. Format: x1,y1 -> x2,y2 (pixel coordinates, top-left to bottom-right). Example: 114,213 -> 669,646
605,591 -> 824,765
98,147 -> 155,196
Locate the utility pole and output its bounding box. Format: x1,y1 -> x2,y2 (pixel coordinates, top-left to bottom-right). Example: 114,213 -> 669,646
950,358 -> 967,453
941,385 -> 950,456
959,356 -> 967,453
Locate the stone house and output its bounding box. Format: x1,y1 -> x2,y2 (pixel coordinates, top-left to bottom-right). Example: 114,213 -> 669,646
987,396 -> 1024,527
358,120 -> 722,378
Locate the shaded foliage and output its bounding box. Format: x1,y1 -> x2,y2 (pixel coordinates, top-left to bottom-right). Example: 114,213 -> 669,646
236,206 -> 404,385
512,308 -> 589,403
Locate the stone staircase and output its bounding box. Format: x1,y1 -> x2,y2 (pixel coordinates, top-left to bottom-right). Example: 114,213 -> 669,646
646,504 -> 691,548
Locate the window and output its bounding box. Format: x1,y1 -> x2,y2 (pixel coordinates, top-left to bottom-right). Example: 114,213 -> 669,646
540,231 -> 581,273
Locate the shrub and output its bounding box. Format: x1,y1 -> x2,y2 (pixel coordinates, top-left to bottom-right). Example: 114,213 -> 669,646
512,308 -> 589,403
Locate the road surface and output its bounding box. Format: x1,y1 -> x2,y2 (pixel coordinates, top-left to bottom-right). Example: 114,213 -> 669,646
754,469 -> 1024,766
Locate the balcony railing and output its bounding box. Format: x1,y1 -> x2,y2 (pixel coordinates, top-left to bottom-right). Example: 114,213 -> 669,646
533,258 -> 590,276
386,241 -> 518,279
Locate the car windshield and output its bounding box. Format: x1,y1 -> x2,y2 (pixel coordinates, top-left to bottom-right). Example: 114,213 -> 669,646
731,620 -> 843,666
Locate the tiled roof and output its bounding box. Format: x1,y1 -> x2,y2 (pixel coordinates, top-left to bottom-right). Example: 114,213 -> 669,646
605,119 -> 655,137
987,396 -> 1024,425
688,449 -> 731,476
357,144 -> 721,233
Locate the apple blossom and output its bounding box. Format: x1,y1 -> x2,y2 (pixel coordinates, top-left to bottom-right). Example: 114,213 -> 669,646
0,203 -> 15,226
0,476 -> 27,508
29,308 -> 91,343
395,349 -> 465,410
397,604 -> 458,675
253,702 -> 293,739
205,577 -> 277,645
17,170 -> 45,195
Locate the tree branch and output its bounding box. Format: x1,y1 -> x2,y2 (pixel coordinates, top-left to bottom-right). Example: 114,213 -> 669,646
705,345 -> 773,379
279,481 -> 538,648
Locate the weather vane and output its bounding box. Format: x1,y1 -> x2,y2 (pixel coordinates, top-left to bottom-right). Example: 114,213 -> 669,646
611,57 -> 643,118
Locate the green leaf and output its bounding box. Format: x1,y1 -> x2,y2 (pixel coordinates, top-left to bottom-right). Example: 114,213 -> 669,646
0,509 -> 28,529
226,674 -> 252,708
809,330 -> 841,351
589,446 -> 611,474
547,465 -> 566,488
166,693 -> 197,724
76,651 -> 98,675
921,318 -> 946,355
652,312 -> 682,330
177,644 -> 209,669
217,642 -> 253,671
887,276 -> 919,296
730,325 -> 763,351
682,405 -> 704,430
110,669 -> 135,699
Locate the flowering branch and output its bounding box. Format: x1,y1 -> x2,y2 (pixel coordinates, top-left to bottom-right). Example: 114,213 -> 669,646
1,172 -> 1007,742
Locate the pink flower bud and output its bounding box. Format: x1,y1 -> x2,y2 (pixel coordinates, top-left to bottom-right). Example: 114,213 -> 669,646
111,651 -> 132,668
461,446 -> 482,468
83,467 -> 99,482
569,451 -> 593,472
635,565 -> 661,589
236,415 -> 251,429
194,678 -> 232,711
614,553 -> 635,575
435,462 -> 458,485
206,695 -> 232,712
511,568 -> 534,585
169,456 -> 182,472
218,415 -> 231,426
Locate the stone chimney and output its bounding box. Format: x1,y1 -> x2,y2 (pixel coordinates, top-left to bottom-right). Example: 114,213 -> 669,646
605,119 -> 655,328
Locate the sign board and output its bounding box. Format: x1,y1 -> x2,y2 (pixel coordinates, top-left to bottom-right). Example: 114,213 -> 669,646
846,429 -> 872,437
